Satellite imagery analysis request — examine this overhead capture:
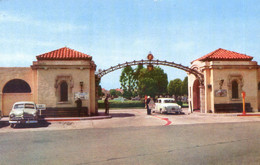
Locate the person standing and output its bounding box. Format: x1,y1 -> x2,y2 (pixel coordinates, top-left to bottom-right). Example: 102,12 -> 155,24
146,96 -> 151,115
75,97 -> 82,117
104,96 -> 110,115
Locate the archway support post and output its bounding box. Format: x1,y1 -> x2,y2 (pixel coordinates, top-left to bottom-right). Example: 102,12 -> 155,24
199,84 -> 205,113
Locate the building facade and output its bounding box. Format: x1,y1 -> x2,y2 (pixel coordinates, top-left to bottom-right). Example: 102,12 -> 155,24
0,47 -> 97,116
188,48 -> 260,113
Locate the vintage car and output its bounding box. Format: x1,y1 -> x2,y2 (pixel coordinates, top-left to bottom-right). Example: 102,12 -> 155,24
154,98 -> 182,114
9,102 -> 39,128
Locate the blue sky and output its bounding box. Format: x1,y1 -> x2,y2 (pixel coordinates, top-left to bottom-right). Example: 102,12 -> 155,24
0,0 -> 260,90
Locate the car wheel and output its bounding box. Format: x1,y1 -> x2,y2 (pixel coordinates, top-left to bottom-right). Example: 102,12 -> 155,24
10,123 -> 15,128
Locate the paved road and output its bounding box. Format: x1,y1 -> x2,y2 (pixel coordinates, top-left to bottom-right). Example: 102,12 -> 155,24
1,122 -> 260,165
1,108 -> 260,133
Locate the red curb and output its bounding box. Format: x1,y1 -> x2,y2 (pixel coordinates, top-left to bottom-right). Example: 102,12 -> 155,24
44,119 -> 81,122
153,116 -> 172,126
237,114 -> 260,117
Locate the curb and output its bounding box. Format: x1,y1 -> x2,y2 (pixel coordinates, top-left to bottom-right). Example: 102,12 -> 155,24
41,115 -> 112,122
237,114 -> 260,117
1,115 -> 112,122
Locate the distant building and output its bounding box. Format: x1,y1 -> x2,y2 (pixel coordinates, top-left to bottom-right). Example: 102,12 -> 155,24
115,88 -> 123,94
102,88 -> 110,96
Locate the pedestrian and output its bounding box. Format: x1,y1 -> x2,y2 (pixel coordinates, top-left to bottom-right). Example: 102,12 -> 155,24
146,96 -> 151,115
104,95 -> 109,115
75,97 -> 82,117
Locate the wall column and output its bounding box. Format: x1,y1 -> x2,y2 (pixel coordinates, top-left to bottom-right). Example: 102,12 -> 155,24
200,85 -> 205,113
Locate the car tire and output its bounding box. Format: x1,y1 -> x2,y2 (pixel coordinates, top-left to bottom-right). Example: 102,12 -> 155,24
10,123 -> 15,128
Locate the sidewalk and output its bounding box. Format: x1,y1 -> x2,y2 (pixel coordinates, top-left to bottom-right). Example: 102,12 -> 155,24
189,109 -> 260,117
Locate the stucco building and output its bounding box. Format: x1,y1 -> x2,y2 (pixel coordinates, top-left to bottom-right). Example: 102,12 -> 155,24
188,48 -> 260,113
0,47 -> 97,116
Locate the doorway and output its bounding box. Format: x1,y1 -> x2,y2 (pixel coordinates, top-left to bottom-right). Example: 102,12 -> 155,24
193,79 -> 200,110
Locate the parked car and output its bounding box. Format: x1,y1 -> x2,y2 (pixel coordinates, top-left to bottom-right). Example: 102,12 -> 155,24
154,98 -> 182,114
131,96 -> 141,101
9,102 -> 39,128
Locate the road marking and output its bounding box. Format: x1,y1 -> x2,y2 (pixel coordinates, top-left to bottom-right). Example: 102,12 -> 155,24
153,115 -> 172,126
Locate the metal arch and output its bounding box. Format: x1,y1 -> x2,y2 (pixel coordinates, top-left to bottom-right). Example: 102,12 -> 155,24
96,59 -> 204,83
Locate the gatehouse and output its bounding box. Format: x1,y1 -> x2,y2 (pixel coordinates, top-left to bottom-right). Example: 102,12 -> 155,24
188,48 -> 259,113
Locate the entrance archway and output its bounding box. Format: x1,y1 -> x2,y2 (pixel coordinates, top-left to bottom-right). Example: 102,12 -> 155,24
2,79 -> 32,116
193,79 -> 200,110
95,55 -> 204,112
96,59 -> 203,82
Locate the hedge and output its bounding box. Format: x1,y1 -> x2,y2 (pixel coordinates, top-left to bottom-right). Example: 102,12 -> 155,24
98,100 -> 187,108
98,100 -> 145,108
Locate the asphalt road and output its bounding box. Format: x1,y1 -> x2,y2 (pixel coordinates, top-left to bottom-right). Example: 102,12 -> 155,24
1,122 -> 260,165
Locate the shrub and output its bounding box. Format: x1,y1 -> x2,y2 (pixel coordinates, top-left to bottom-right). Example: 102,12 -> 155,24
98,100 -> 145,108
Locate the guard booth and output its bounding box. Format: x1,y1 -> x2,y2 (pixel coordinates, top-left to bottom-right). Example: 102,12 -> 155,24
188,48 -> 259,113
0,47 -> 97,117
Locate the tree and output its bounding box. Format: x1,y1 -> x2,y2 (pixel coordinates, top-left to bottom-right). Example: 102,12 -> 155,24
168,78 -> 182,97
120,66 -> 136,99
109,89 -> 117,97
181,76 -> 188,96
138,67 -> 168,97
133,64 -> 144,80
96,75 -> 103,97
116,90 -> 123,97
109,89 -> 123,98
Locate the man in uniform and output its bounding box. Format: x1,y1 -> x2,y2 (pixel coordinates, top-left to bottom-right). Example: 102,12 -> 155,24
146,96 -> 151,115
75,97 -> 82,117
104,95 -> 110,115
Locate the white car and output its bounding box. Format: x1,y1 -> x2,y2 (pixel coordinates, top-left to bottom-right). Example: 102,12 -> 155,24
154,98 -> 182,114
9,102 -> 39,128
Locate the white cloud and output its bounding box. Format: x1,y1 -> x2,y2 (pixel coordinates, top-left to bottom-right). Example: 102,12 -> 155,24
0,11 -> 88,32
0,11 -> 27,23
0,52 -> 34,67
173,41 -> 195,51
0,38 -> 56,47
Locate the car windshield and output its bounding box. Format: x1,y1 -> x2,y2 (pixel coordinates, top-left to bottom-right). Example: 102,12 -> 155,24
14,103 -> 35,109
164,100 -> 175,103
25,104 -> 35,109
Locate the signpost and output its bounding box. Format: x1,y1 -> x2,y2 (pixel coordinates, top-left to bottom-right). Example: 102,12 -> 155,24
74,92 -> 88,100
241,91 -> 246,115
37,104 -> 46,116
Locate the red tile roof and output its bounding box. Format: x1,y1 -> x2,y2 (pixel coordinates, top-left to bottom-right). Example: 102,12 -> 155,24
36,47 -> 92,60
192,48 -> 253,63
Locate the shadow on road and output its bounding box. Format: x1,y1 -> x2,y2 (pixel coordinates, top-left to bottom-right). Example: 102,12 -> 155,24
153,112 -> 186,116
2,120 -> 51,129
110,113 -> 135,118
0,121 -> 10,128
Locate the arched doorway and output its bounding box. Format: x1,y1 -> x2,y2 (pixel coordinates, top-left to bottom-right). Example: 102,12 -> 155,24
2,79 -> 32,116
193,79 -> 200,110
